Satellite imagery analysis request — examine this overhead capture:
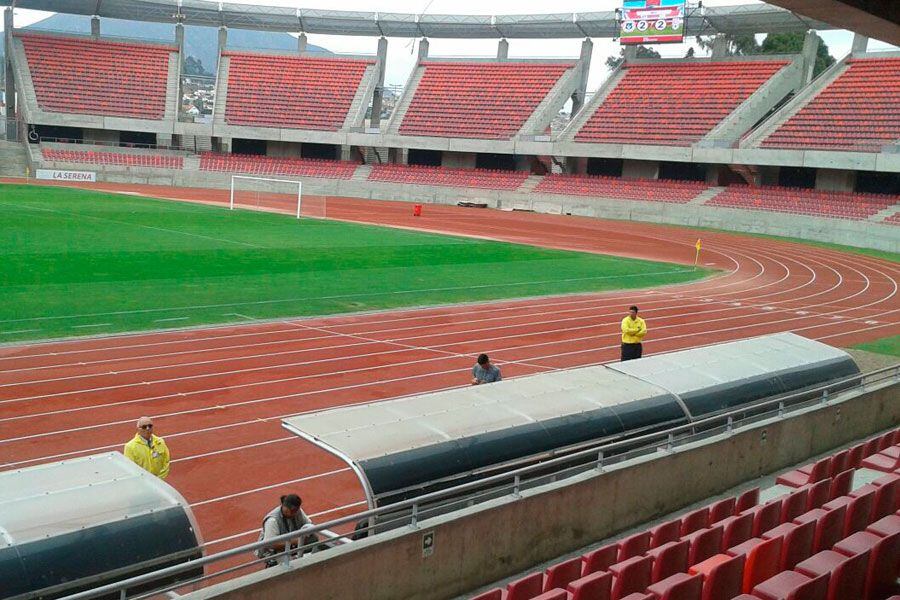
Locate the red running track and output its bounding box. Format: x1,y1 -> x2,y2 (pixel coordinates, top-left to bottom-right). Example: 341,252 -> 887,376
0,181 -> 898,575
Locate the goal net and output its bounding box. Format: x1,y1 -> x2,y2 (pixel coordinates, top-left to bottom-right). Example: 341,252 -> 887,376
229,175 -> 326,219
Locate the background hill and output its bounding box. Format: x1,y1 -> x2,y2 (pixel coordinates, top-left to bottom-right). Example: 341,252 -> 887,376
9,14 -> 329,75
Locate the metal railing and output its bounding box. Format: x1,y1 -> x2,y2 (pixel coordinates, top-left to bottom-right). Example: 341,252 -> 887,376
37,137 -> 193,153
48,364 -> 899,600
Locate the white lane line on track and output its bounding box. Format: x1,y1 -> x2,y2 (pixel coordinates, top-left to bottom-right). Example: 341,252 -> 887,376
71,323 -> 112,329
0,239 -> 888,427
189,467 -> 352,507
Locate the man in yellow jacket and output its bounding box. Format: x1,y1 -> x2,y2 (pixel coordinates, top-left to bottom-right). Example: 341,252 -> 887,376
124,416 -> 171,479
621,305 -> 647,361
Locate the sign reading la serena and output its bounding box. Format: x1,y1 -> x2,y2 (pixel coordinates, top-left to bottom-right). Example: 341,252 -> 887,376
36,169 -> 97,182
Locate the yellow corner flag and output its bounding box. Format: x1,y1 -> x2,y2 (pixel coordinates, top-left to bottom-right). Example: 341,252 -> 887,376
694,238 -> 702,268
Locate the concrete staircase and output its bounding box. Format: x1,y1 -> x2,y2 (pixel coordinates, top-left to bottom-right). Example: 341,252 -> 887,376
742,59 -> 851,148
351,164 -> 373,181
517,66 -> 579,138
385,66 -> 425,135
869,204 -> 900,223
0,140 -> 30,177
212,58 -> 231,130
689,187 -> 726,205
182,155 -> 201,171
517,175 -> 544,194
363,147 -> 389,164
558,66 -> 626,142
180,135 -> 212,153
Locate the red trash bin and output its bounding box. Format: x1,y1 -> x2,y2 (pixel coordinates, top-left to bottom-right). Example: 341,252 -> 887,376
413,203 -> 422,217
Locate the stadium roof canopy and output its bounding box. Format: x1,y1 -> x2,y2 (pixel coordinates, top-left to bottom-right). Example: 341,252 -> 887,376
2,0 -> 835,37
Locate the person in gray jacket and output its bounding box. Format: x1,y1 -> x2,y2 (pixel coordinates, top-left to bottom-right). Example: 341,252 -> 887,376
256,494 -> 316,567
471,353 -> 502,385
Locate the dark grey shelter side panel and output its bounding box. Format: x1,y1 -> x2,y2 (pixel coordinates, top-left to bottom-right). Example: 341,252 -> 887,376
16,508 -> 201,599
681,357 -> 861,417
361,397 -> 688,498
0,546 -> 29,598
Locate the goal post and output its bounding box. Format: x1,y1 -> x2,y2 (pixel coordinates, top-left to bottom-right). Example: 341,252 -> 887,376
229,175 -> 304,219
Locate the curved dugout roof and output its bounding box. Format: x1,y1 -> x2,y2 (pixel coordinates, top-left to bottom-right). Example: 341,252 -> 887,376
3,1 -> 835,37
608,332 -> 860,418
283,333 -> 860,508
283,366 -> 687,506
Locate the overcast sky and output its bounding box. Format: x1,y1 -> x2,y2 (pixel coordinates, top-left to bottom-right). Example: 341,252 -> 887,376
5,0 -> 897,89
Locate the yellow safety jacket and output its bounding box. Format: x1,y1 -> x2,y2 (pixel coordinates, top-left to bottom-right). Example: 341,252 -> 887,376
621,316 -> 647,345
124,433 -> 171,479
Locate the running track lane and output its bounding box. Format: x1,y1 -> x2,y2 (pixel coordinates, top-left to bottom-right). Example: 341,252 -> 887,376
0,183 -> 898,577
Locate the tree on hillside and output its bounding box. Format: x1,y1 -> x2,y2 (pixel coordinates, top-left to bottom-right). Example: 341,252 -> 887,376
697,32 -> 835,77
183,56 -> 212,76
759,32 -> 836,77
605,45 -> 662,70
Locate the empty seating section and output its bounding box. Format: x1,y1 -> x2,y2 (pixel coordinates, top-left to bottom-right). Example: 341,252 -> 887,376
575,60 -> 789,146
708,185 -> 898,221
224,52 -> 373,130
398,61 -> 573,139
42,148 -> 183,169
199,153 -> 358,179
368,164 -> 529,190
884,213 -> 900,226
762,58 -> 900,152
469,426 -> 900,600
18,33 -> 172,119
534,174 -> 707,203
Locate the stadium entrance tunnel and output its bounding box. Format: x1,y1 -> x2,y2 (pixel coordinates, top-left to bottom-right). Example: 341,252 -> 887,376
282,333 -> 859,528
0,453 -> 203,600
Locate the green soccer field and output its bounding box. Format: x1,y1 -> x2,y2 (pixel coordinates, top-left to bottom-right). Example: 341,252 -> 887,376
0,184 -> 714,343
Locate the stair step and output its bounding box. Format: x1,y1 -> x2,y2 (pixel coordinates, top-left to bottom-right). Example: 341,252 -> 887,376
689,187 -> 726,205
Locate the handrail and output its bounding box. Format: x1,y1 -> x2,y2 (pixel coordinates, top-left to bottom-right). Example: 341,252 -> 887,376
53,364 -> 899,600
38,137 -> 192,153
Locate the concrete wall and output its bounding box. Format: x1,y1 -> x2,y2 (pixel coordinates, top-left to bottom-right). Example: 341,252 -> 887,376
622,160 -> 659,180
442,152 -> 477,169
186,380 -> 899,600
816,168 -> 857,192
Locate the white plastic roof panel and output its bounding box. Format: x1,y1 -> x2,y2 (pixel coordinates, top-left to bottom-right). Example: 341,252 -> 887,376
608,332 -> 859,417
0,452 -> 189,546
284,365 -> 677,463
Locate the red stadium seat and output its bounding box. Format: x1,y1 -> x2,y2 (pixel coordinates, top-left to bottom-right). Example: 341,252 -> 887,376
688,553 -> 744,600
736,488 -> 761,514
720,513 -> 754,549
567,571 -> 612,600
802,479 -> 831,512
647,540 -> 690,583
646,572 -> 703,600
684,526 -> 723,566
506,572 -> 544,600
583,543 -> 619,576
471,589 -> 503,600
780,489 -> 810,523
708,498 -> 736,525
618,531 -> 651,562
532,590 -> 567,600
727,536 -> 782,593
761,521 -> 815,570
778,458 -> 831,488
681,508 -> 710,537
609,555 -> 653,600
833,529 -> 900,599
793,506 -> 847,553
829,470 -> 854,500
544,557 -> 582,592
795,550 -> 869,600
650,519 -> 683,549
744,500 -> 782,537
751,570 -> 828,600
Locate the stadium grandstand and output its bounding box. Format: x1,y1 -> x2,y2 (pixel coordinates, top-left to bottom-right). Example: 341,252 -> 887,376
0,0 -> 898,599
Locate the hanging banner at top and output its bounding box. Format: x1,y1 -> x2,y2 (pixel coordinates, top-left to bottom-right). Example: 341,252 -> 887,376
620,0 -> 686,45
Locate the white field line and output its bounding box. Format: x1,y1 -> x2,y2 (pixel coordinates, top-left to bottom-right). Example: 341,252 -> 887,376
0,242 -> 877,418
189,467 -> 352,507
0,239 -> 843,397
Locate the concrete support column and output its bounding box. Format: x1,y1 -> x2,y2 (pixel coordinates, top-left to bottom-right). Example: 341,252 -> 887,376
4,8 -> 17,141
157,133 -> 173,147
816,168 -> 856,192
711,34 -> 729,58
217,27 -> 228,54
800,30 -> 820,84
340,145 -> 353,161
622,159 -> 658,180
399,147 -> 409,165
369,36 -> 388,131
175,23 -> 185,119
497,39 -> 509,60
851,33 -> 868,54
90,16 -> 100,37
570,38 -> 593,118
706,165 -> 721,185
623,44 -> 637,62
298,33 -> 308,54
220,137 -> 232,153
417,38 -> 429,61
